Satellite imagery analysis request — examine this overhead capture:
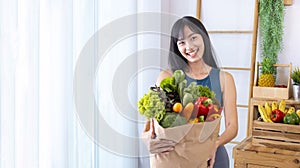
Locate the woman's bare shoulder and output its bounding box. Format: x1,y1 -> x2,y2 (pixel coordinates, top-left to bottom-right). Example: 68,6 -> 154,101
224,71 -> 234,83
219,70 -> 235,92
156,69 -> 173,86
220,70 -> 234,81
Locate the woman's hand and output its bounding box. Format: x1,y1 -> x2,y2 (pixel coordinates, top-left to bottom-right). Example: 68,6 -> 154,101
142,119 -> 176,154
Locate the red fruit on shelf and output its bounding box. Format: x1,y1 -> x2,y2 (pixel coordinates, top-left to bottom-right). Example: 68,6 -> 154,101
270,109 -> 286,123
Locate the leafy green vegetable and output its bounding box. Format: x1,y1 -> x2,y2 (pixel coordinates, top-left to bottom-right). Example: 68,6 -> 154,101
166,70 -> 216,107
138,69 -> 216,125
178,79 -> 187,102
184,82 -> 199,102
173,70 -> 188,102
160,77 -> 176,93
150,85 -> 180,113
197,85 -> 215,99
173,70 -> 186,85
182,93 -> 194,107
160,112 -> 187,128
138,90 -> 166,122
181,82 -> 215,106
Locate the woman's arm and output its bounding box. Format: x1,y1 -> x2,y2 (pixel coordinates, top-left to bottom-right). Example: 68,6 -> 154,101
155,69 -> 173,86
217,71 -> 238,146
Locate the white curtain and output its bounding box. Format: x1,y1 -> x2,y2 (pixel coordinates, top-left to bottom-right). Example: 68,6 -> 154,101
0,0 -> 167,167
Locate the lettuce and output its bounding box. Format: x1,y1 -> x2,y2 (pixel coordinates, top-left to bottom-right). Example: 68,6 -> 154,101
138,90 -> 166,122
197,85 -> 215,99
160,77 -> 176,93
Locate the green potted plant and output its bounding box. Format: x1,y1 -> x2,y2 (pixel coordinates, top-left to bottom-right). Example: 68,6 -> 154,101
291,67 -> 300,100
257,0 -> 284,87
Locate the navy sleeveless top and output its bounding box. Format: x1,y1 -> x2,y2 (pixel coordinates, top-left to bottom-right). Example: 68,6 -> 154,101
185,68 -> 223,106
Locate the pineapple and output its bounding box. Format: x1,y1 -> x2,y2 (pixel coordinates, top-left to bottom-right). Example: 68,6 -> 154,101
258,57 -> 275,87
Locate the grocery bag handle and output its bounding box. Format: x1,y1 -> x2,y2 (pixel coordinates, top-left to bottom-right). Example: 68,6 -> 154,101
198,118 -> 221,143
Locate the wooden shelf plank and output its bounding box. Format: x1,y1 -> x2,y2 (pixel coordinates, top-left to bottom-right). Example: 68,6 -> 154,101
221,67 -> 251,71
208,30 -> 253,34
284,0 -> 293,6
237,104 -> 249,108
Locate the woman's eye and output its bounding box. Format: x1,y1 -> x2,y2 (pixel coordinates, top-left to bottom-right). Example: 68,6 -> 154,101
191,36 -> 197,40
177,41 -> 184,45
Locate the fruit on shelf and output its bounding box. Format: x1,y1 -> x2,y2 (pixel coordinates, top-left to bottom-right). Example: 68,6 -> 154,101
258,99 -> 300,124
264,102 -> 272,116
287,106 -> 295,114
258,105 -> 273,123
297,110 -> 300,118
271,101 -> 277,111
275,84 -> 287,88
270,109 -> 285,123
258,58 -> 275,87
278,99 -> 286,112
283,112 -> 300,125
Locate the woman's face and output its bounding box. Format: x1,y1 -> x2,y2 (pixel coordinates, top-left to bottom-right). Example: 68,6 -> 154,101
176,26 -> 205,63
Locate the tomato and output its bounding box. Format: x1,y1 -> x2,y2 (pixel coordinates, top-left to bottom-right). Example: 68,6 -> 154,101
173,102 -> 183,112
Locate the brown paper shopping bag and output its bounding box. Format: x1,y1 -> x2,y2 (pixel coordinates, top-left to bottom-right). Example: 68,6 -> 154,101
150,118 -> 221,168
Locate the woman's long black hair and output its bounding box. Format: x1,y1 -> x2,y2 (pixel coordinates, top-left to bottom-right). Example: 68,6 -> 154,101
168,16 -> 219,72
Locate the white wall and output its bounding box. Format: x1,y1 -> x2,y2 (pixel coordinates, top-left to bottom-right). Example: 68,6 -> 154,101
279,1 -> 300,68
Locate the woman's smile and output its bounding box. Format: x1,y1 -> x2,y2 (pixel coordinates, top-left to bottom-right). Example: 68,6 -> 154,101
186,48 -> 199,58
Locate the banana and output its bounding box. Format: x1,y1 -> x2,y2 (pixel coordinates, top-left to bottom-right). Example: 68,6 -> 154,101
296,110 -> 300,118
278,99 -> 286,112
287,106 -> 295,114
264,102 -> 272,117
258,105 -> 268,122
207,113 -> 221,119
271,101 -> 278,111
258,105 -> 273,123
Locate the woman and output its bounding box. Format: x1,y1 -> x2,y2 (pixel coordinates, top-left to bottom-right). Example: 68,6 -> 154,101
143,16 -> 238,168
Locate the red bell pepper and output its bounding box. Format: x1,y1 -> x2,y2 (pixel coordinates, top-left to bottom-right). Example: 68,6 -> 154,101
271,109 -> 286,123
193,96 -> 213,118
